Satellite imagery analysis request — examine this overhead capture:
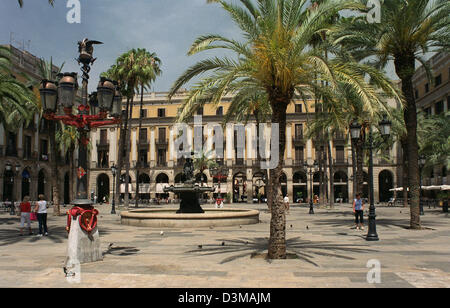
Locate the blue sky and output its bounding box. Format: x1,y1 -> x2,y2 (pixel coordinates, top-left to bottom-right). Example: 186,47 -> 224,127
0,0 -> 400,92
0,0 -> 240,92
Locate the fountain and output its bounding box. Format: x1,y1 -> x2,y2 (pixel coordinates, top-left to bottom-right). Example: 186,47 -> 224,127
120,153 -> 259,228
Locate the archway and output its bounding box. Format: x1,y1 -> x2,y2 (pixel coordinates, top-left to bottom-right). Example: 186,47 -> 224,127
252,172 -> 266,203
293,171 -> 307,203
155,173 -> 169,199
138,173 -> 151,201
379,170 -> 394,202
233,172 -> 247,203
174,173 -> 184,184
97,173 -> 110,203
3,169 -> 14,201
120,174 -> 133,201
21,168 -> 31,199
38,170 -> 46,197
334,171 -> 349,203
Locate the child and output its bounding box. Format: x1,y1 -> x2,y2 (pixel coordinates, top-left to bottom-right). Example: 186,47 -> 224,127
353,194 -> 365,230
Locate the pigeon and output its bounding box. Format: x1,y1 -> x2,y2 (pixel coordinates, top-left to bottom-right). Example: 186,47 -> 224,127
198,245 -> 203,249
108,243 -> 114,249
160,231 -> 164,236
221,242 -> 225,246
306,225 -> 309,230
239,225 -> 242,228
290,224 -> 293,228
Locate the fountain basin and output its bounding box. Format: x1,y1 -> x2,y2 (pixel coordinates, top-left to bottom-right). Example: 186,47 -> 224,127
120,208 -> 260,228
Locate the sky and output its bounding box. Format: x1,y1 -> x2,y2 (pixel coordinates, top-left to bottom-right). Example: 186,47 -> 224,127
0,0 -> 240,92
0,0 -> 399,92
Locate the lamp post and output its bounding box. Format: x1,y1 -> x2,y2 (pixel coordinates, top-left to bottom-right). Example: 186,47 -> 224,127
111,163 -> 117,214
5,162 -> 20,215
39,39 -> 122,265
418,155 -> 426,216
304,159 -> 318,214
350,117 -> 391,241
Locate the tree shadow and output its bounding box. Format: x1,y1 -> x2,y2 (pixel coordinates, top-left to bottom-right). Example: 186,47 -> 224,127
186,237 -> 374,267
0,225 -> 115,247
103,244 -> 140,257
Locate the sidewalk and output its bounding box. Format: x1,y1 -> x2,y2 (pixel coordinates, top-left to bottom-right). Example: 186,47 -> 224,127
0,203 -> 448,288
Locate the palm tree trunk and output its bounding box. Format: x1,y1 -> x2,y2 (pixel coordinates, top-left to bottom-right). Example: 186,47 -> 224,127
49,121 -> 60,216
355,136 -> 365,197
351,137 -> 357,201
394,55 -> 421,229
267,93 -> 289,260
135,85 -> 145,208
115,97 -> 130,206
124,95 -> 135,207
401,137 -> 409,208
328,139 -> 334,207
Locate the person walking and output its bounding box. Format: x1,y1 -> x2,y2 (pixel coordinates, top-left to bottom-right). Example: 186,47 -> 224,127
352,193 -> 365,230
34,194 -> 48,237
19,196 -> 33,236
284,195 -> 290,214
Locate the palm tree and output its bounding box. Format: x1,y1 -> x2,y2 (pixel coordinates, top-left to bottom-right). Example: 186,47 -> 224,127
55,125 -> 79,203
36,57 -> 64,215
134,49 -> 161,207
170,0 -> 399,259
331,0 -> 450,229
0,46 -> 36,131
17,0 -> 54,7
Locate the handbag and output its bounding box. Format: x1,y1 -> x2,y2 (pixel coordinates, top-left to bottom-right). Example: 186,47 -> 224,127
30,212 -> 37,221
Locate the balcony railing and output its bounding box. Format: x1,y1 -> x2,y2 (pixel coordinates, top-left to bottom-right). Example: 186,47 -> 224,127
293,159 -> 305,166
96,141 -> 110,149
97,161 -> 109,169
292,136 -> 305,144
157,161 -> 168,167
155,139 -> 169,146
333,158 -> 348,165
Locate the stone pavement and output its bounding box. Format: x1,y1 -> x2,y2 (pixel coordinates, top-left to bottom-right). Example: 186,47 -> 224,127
0,202 -> 449,288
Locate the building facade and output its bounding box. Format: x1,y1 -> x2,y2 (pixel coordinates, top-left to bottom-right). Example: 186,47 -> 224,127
0,45 -> 71,203
412,51 -> 449,188
88,91 -> 401,204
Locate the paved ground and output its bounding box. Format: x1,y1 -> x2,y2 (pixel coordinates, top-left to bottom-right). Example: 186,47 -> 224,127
0,202 -> 449,288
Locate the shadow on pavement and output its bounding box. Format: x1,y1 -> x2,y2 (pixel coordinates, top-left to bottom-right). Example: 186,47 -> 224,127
186,236 -> 375,267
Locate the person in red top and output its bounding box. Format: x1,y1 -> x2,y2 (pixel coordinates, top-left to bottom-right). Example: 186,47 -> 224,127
19,196 -> 32,236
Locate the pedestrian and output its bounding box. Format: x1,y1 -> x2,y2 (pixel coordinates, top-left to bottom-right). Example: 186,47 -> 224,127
34,194 -> 48,237
283,195 -> 290,214
353,193 -> 365,230
19,196 -> 33,236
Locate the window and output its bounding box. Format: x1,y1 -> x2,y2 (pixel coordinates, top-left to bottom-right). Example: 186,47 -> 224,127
140,109 -> 147,118
157,149 -> 166,166
425,83 -> 429,93
157,108 -> 166,118
158,127 -> 166,141
435,74 -> 442,87
24,136 -> 32,159
335,146 -> 345,162
415,89 -> 419,99
40,139 -> 48,160
295,146 -> 304,162
216,106 -> 223,116
139,128 -> 147,143
424,107 -> 432,117
435,100 -> 444,115
295,124 -> 303,139
100,129 -> 108,145
6,132 -> 17,156
295,104 -> 303,113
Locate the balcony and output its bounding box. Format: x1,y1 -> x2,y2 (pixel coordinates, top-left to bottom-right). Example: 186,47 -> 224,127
293,159 -> 305,166
136,161 -> 149,169
333,158 -> 348,166
292,135 -> 305,145
96,141 -> 110,150
155,139 -> 169,147
156,161 -> 168,167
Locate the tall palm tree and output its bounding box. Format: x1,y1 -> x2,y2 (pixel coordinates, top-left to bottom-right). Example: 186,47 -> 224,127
331,0 -> 450,229
17,0 -> 54,7
135,49 -> 161,207
55,125 -> 79,203
36,57 -> 64,215
170,0 -> 399,259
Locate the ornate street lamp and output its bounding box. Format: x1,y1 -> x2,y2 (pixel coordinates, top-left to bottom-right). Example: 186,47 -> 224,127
304,159 -> 318,214
350,117 -> 391,241
39,39 -> 122,266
